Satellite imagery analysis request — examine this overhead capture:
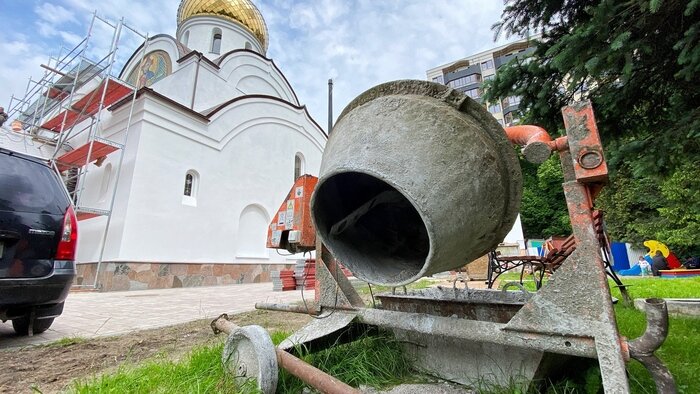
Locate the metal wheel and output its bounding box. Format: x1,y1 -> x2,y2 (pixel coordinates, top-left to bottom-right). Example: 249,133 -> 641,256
222,324 -> 278,394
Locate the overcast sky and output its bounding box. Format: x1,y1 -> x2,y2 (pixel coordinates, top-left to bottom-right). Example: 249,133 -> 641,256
0,0 -> 512,129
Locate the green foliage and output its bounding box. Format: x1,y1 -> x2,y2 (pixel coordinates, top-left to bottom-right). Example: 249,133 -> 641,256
596,165 -> 662,247
656,163 -> 700,255
519,155 -> 571,238
597,163 -> 700,256
486,0 -> 700,253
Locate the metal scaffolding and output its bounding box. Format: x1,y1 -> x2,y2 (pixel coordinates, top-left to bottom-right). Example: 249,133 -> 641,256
5,12 -> 151,288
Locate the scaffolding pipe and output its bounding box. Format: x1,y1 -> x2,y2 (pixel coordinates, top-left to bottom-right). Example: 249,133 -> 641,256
93,32 -> 151,288
75,17 -> 123,206
40,64 -> 70,77
53,11 -> 96,152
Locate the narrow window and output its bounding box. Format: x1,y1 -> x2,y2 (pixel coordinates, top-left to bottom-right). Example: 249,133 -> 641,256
183,170 -> 199,206
184,173 -> 194,196
294,153 -> 305,180
245,41 -> 252,50
211,28 -> 222,54
183,30 -> 190,47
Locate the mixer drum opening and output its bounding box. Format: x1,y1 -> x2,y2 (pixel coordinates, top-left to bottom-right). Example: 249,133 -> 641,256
311,80 -> 523,287
312,172 -> 430,284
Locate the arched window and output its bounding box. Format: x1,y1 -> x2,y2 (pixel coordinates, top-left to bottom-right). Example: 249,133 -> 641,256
183,170 -> 199,206
294,153 -> 305,180
245,41 -> 252,50
211,28 -> 222,54
183,30 -> 190,47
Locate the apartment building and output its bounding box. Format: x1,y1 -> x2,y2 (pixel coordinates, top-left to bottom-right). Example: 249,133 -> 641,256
426,37 -> 536,127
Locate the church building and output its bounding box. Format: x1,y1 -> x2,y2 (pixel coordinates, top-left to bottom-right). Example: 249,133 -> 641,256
65,0 -> 326,290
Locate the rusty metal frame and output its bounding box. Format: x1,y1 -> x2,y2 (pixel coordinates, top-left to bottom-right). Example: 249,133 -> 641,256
256,101 -> 675,394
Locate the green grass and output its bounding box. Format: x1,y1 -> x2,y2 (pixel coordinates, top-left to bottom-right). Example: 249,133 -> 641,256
46,336 -> 87,348
615,305 -> 700,394
497,271 -> 540,291
71,343 -> 236,393
73,276 -> 699,394
610,276 -> 700,299
276,331 -> 414,393
355,278 -> 436,296
500,271 -> 700,299
498,272 -> 700,393
72,330 -> 413,394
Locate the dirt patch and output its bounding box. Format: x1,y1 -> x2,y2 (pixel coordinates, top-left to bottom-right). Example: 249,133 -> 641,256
0,310 -> 311,394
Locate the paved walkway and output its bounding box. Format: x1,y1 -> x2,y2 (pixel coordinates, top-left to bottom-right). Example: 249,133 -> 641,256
0,283 -> 307,349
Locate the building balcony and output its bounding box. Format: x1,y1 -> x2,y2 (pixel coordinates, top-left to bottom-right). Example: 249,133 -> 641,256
445,64 -> 482,82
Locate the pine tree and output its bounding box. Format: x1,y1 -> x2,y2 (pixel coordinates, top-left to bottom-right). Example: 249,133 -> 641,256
484,0 -> 700,255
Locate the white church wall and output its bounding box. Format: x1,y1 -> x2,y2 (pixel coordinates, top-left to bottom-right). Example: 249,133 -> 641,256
206,99 -> 325,153
149,61 -> 198,108
112,96 -> 323,264
218,52 -> 298,104
74,103 -> 148,263
189,62 -> 241,112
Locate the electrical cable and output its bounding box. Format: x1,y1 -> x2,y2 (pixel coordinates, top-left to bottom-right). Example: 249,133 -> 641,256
276,249 -> 294,257
300,248 -> 341,320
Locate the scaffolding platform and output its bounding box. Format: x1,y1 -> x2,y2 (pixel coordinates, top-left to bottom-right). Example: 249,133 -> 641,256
75,206 -> 111,221
40,78 -> 133,132
55,138 -> 121,172
45,86 -> 70,100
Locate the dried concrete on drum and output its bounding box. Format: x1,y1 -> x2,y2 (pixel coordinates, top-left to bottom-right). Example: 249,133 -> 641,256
0,283 -> 307,349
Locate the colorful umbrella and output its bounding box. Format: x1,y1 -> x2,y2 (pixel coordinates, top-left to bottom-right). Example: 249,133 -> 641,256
643,240 -> 670,258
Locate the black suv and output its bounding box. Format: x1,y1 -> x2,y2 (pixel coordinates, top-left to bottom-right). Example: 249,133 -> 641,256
0,148 -> 77,335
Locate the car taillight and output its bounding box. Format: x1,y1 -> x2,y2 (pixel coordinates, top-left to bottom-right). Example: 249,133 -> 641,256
56,205 -> 78,260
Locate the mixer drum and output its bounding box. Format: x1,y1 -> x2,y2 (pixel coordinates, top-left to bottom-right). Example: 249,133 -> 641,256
311,80 -> 522,286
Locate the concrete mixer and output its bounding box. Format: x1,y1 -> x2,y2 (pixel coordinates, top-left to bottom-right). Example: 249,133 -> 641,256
213,81 -> 675,394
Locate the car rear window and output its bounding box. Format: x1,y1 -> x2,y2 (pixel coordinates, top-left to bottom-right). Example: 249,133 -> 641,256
0,152 -> 70,214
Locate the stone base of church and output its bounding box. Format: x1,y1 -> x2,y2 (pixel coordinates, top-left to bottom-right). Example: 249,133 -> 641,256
73,262 -> 295,292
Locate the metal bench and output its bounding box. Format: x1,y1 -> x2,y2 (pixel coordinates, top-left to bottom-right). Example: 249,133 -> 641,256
487,234 -> 576,290
488,210 -> 632,304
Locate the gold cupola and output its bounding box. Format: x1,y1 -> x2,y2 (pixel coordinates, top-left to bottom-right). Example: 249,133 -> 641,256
177,0 -> 268,52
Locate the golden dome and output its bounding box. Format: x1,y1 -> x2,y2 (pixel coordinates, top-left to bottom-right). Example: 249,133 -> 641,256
177,0 -> 268,52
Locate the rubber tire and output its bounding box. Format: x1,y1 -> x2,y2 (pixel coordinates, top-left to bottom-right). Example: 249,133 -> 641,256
12,316 -> 54,336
